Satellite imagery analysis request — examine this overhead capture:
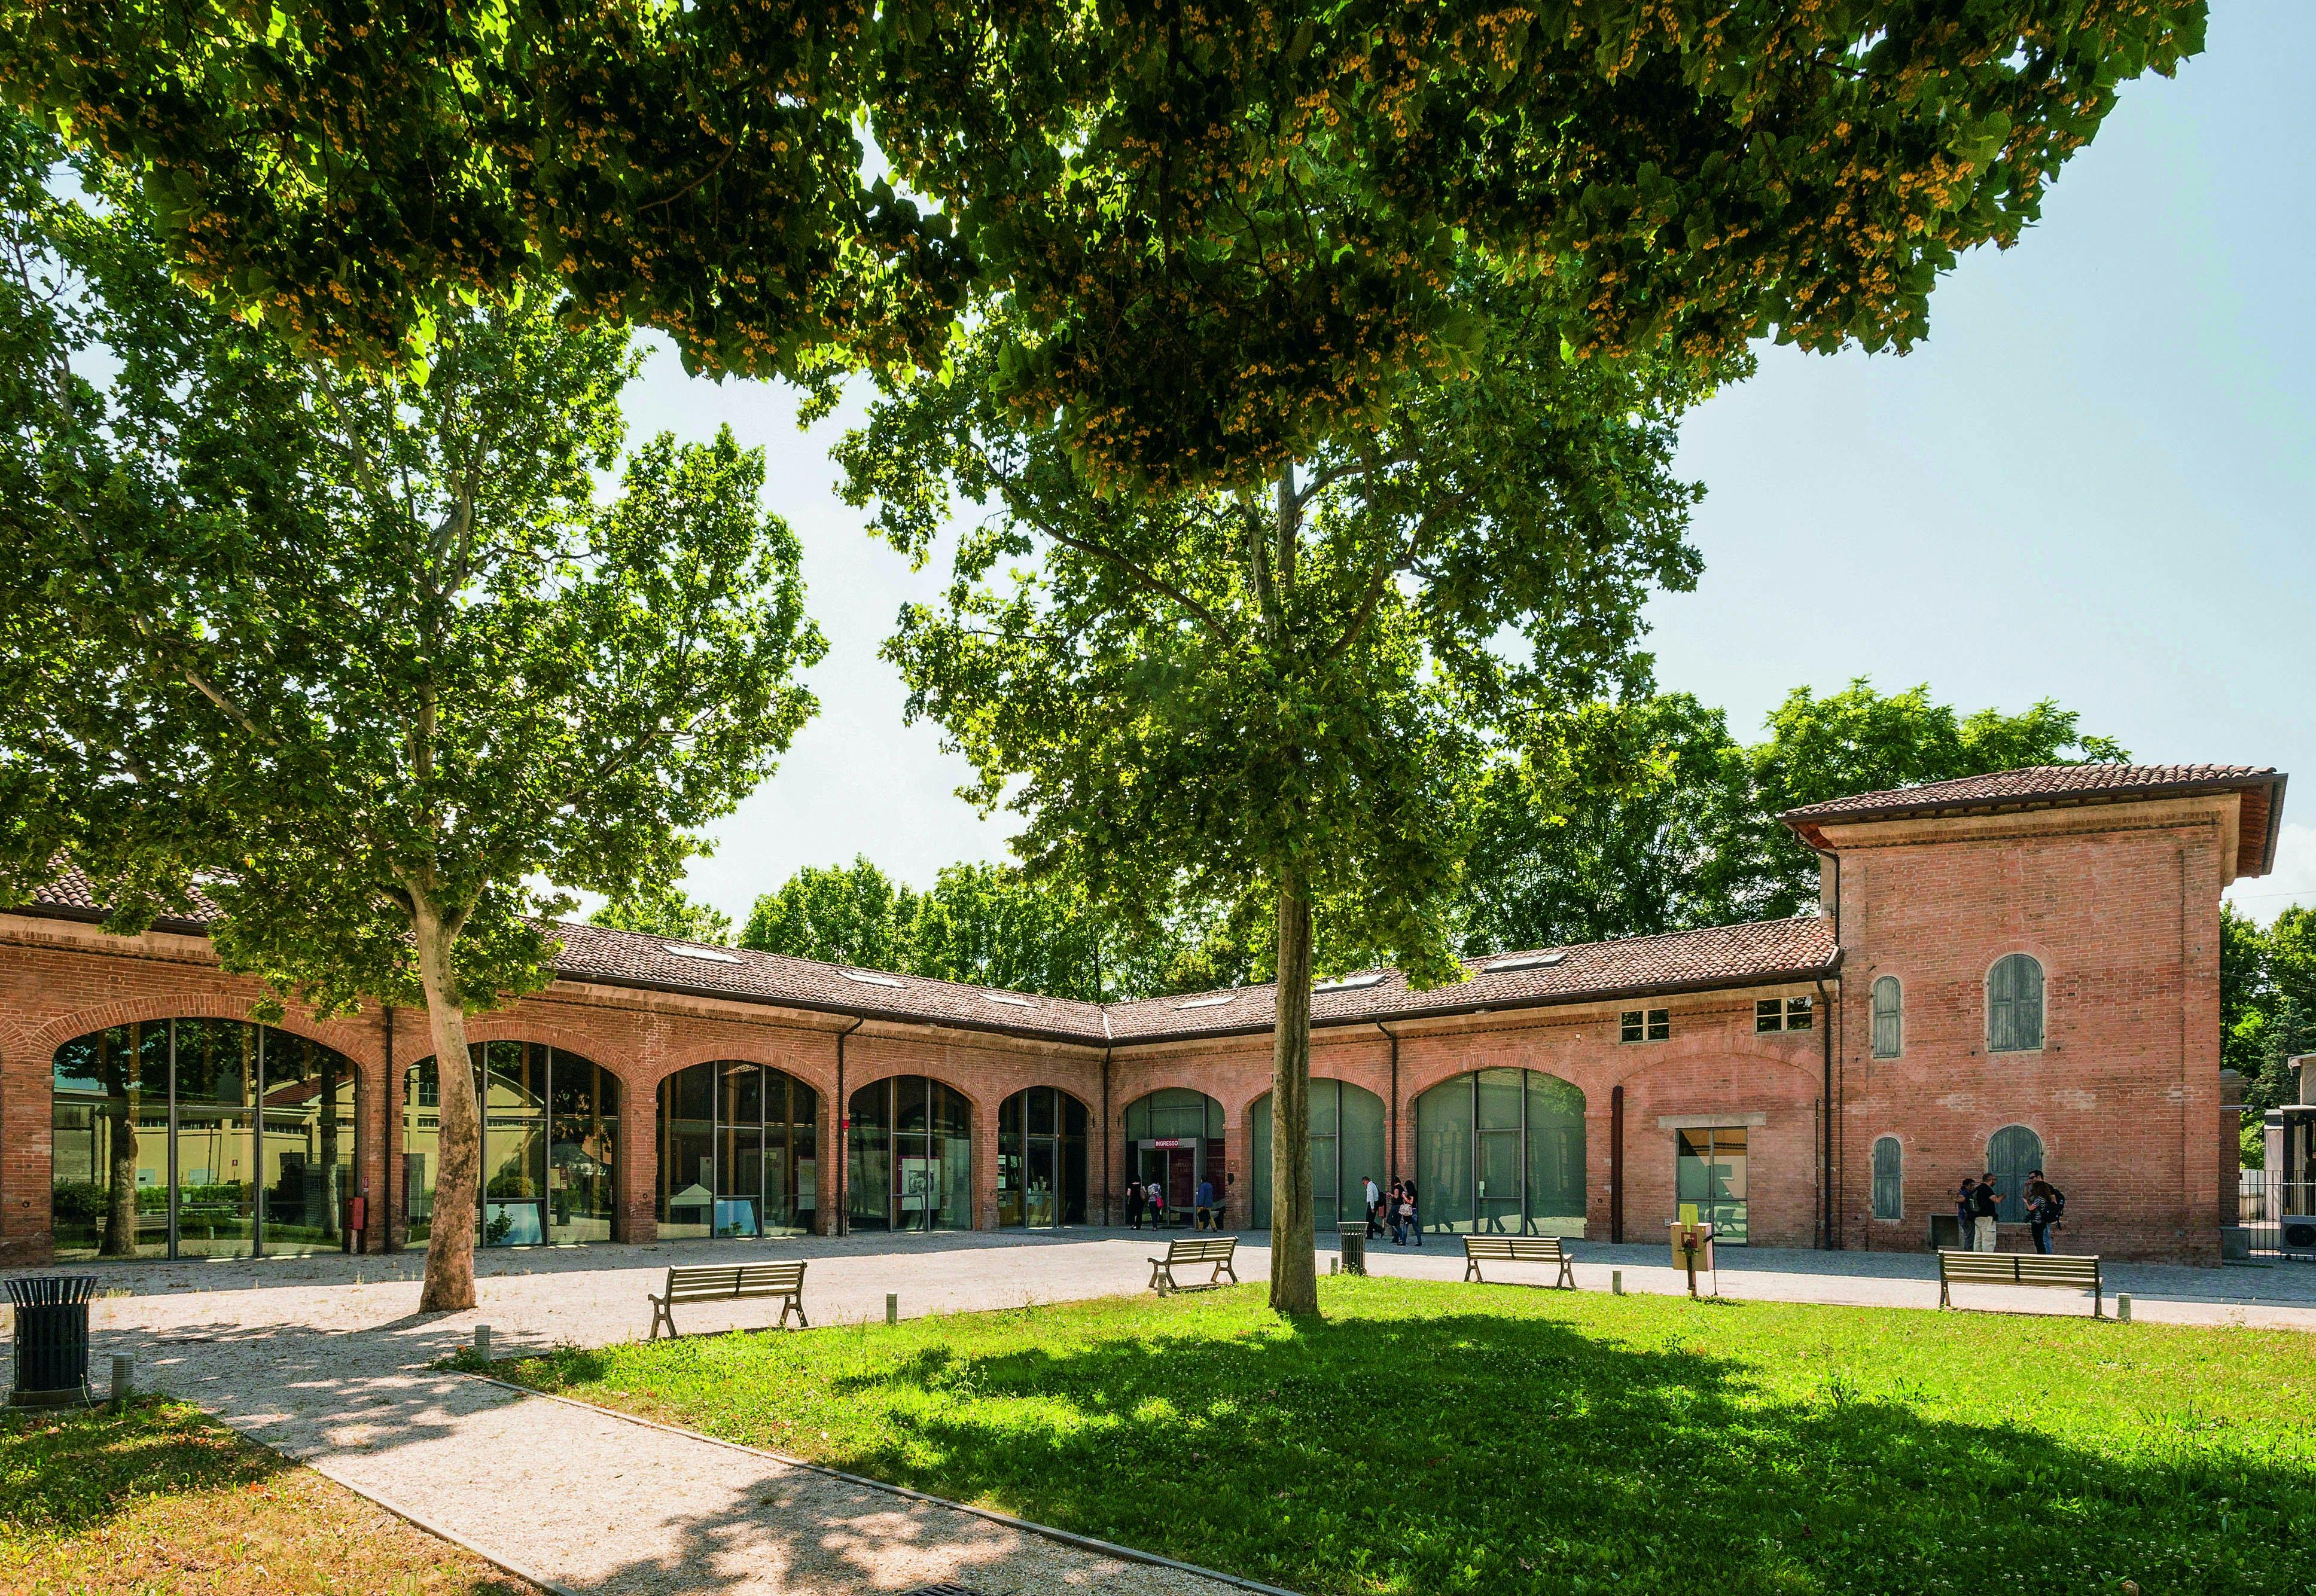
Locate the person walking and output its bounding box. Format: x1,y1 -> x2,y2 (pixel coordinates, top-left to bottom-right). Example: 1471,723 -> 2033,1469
2025,1169 -> 2064,1255
1148,1180 -> 1168,1229
1971,1171 -> 2001,1252
1194,1175 -> 1217,1232
1401,1179 -> 1422,1246
1125,1177 -> 1145,1230
1954,1177 -> 1977,1250
1363,1175 -> 1383,1238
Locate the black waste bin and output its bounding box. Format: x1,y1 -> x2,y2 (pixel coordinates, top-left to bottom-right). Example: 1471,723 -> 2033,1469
8,1275 -> 99,1408
1337,1222 -> 1367,1276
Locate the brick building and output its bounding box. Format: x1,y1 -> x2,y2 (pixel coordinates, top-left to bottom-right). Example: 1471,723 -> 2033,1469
0,764 -> 2283,1269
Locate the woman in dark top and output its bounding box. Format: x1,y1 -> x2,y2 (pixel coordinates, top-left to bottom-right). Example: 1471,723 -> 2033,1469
1125,1179 -> 1145,1229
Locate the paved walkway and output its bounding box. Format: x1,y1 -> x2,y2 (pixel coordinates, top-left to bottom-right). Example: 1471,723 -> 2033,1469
23,1229 -> 2316,1595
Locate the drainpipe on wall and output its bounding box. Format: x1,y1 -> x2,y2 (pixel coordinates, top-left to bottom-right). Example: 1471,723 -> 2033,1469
1610,1084 -> 1625,1244
834,1017 -> 863,1237
1817,975 -> 1837,1251
1100,1045 -> 1113,1226
382,1003 -> 397,1254
1377,1022 -> 1400,1187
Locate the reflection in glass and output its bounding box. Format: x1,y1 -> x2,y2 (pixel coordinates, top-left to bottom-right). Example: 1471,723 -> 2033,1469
849,1076 -> 973,1231
997,1087 -> 1089,1228
51,1019 -> 361,1262
1250,1080 -> 1388,1232
1416,1069 -> 1588,1237
407,1042 -> 618,1249
655,1061 -> 818,1240
1675,1126 -> 1748,1243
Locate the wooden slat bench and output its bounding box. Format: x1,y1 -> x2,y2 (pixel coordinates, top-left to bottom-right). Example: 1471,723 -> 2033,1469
648,1261 -> 809,1341
1148,1235 -> 1239,1295
1937,1250 -> 2103,1318
1462,1234 -> 1577,1289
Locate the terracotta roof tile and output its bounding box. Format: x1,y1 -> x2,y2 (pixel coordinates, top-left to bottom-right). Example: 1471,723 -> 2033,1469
1779,763 -> 2286,875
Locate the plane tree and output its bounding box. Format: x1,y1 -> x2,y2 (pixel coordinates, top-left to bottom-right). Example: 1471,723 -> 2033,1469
837,279 -> 1718,1312
0,126 -> 824,1309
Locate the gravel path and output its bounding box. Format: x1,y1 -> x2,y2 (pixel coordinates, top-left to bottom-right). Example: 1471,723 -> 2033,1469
22,1229 -> 2312,1594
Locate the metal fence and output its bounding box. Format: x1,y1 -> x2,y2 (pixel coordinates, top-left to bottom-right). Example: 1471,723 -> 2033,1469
2238,1169 -> 2316,1259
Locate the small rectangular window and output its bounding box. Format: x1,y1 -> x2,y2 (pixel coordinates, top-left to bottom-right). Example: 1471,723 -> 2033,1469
1785,995 -> 1813,1032
1647,1008 -> 1671,1041
1620,1010 -> 1644,1042
1755,999 -> 1784,1034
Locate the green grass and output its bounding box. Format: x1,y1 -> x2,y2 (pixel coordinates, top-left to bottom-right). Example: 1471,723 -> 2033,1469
499,1278 -> 2316,1595
2,1396 -> 534,1594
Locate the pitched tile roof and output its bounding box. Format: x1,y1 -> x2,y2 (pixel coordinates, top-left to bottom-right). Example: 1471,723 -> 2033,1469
1779,763 -> 2287,875
1098,915 -> 1841,1042
10,870 -> 1839,1046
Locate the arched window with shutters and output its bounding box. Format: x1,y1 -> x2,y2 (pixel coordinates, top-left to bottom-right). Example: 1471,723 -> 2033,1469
1987,954 -> 2045,1052
1870,976 -> 1903,1059
1871,1136 -> 1903,1221
1986,1125 -> 2045,1223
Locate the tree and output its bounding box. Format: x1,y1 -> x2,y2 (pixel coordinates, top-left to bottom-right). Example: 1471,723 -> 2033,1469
1458,695 -> 1759,955
1745,681 -> 2129,916
591,883 -> 735,947
0,125 -> 825,1310
842,285 -> 1711,1313
740,857 -> 922,972
2221,904 -> 2272,1084
1,4 -> 2205,487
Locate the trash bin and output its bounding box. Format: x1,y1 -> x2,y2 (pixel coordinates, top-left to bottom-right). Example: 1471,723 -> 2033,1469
1337,1222 -> 1368,1276
8,1275 -> 99,1408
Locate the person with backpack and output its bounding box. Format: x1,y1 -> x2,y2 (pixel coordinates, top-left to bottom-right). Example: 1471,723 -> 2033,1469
2025,1169 -> 2065,1254
1954,1177 -> 1979,1250
1148,1180 -> 1168,1228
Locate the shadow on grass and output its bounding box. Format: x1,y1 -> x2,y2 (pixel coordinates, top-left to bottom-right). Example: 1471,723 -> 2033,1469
529,1295 -> 2316,1595
1,1396 -> 297,1538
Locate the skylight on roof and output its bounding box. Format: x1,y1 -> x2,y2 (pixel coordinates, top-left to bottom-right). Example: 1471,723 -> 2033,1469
983,993 -> 1035,1008
1314,972 -> 1386,993
1482,951 -> 1568,974
839,969 -> 905,987
663,944 -> 742,965
1175,993 -> 1239,1009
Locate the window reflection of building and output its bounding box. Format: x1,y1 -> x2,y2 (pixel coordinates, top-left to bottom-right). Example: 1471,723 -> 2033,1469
50,1019 -> 358,1262
1122,1089 -> 1225,1227
404,1042 -> 619,1248
1675,1125 -> 1748,1243
848,1076 -> 972,1231
997,1086 -> 1088,1228
1414,1069 -> 1586,1237
654,1061 -> 820,1239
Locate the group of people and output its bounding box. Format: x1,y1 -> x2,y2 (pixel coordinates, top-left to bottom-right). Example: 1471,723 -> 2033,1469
1123,1174 -> 1228,1231
1955,1168 -> 2067,1255
1360,1176 -> 1424,1244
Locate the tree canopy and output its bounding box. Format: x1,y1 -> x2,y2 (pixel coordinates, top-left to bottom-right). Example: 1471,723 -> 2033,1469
0,2 -> 2208,486
0,118 -> 826,1306
592,883 -> 737,947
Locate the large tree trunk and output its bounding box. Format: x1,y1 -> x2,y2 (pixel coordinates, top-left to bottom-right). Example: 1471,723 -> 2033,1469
100,1039 -> 139,1258
1268,868 -> 1319,1315
412,896 -> 481,1313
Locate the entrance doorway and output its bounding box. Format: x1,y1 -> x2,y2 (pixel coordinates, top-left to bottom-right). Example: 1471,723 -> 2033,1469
1675,1126 -> 1748,1244
1122,1087 -> 1226,1227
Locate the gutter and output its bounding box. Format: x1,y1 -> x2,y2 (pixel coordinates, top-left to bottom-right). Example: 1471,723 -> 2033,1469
1817,974 -> 1837,1252
834,1017 -> 863,1236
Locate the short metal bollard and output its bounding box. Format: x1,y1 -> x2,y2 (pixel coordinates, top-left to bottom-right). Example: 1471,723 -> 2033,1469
2116,1293 -> 2132,1323
8,1275 -> 100,1408
886,1293 -> 899,1326
1612,1269 -> 1624,1296
473,1324 -> 493,1361
1329,1257 -> 1339,1276
1337,1221 -> 1368,1277
110,1354 -> 134,1408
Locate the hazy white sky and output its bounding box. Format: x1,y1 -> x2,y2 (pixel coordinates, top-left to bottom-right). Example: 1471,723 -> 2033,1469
614,5 -> 2315,930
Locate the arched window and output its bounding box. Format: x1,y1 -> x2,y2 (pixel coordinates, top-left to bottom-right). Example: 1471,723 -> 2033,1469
1413,1069 -> 1586,1237
997,1087 -> 1089,1228
1122,1088 -> 1224,1228
1248,1079 -> 1386,1231
656,1061 -> 819,1240
51,1019 -> 359,1262
1871,976 -> 1903,1058
407,1042 -> 619,1248
1986,1125 -> 2045,1224
848,1076 -> 972,1231
1871,1136 -> 1903,1221
1987,954 -> 2045,1052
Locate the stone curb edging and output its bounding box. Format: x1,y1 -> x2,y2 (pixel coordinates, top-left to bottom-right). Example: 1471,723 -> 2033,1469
458,1369 -> 1306,1596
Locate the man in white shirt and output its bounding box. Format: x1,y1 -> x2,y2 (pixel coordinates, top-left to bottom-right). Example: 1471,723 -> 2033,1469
1363,1176 -> 1382,1238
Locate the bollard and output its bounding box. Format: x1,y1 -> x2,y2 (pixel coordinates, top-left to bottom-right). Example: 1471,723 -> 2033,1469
109,1354 -> 133,1408
2116,1293 -> 2131,1323
1612,1269 -> 1624,1296
1329,1257 -> 1339,1276
885,1293 -> 898,1326
474,1324 -> 491,1362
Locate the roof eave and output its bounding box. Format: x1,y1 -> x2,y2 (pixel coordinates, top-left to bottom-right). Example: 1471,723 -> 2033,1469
1780,773 -> 2290,860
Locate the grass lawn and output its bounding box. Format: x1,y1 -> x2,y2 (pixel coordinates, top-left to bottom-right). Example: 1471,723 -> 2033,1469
2,1395 -> 538,1596
501,1277 -> 2316,1595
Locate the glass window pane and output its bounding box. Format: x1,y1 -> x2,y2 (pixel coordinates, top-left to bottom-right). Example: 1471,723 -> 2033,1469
1620,1011 -> 1643,1042
1475,1068 -> 1522,1131
1647,1009 -> 1671,1041
1755,1000 -> 1783,1034
657,1064 -> 715,1239
404,1061 -> 443,1245
259,1033 -> 357,1256
1524,1072 -> 1586,1235
51,1024 -> 170,1260
176,1018 -> 255,1107
1785,996 -> 1812,1032
550,1064 -> 618,1247
1339,1083 -> 1387,1229
1416,1075 -> 1475,1234
174,1109 -> 254,1258
1248,1091 -> 1273,1231
1028,1085 -> 1057,1137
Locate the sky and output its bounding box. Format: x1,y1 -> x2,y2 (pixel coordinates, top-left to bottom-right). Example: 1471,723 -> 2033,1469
612,5 -> 2316,931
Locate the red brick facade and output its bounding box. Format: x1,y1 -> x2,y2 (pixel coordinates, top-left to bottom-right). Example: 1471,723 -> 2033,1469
0,778 -> 2275,1267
